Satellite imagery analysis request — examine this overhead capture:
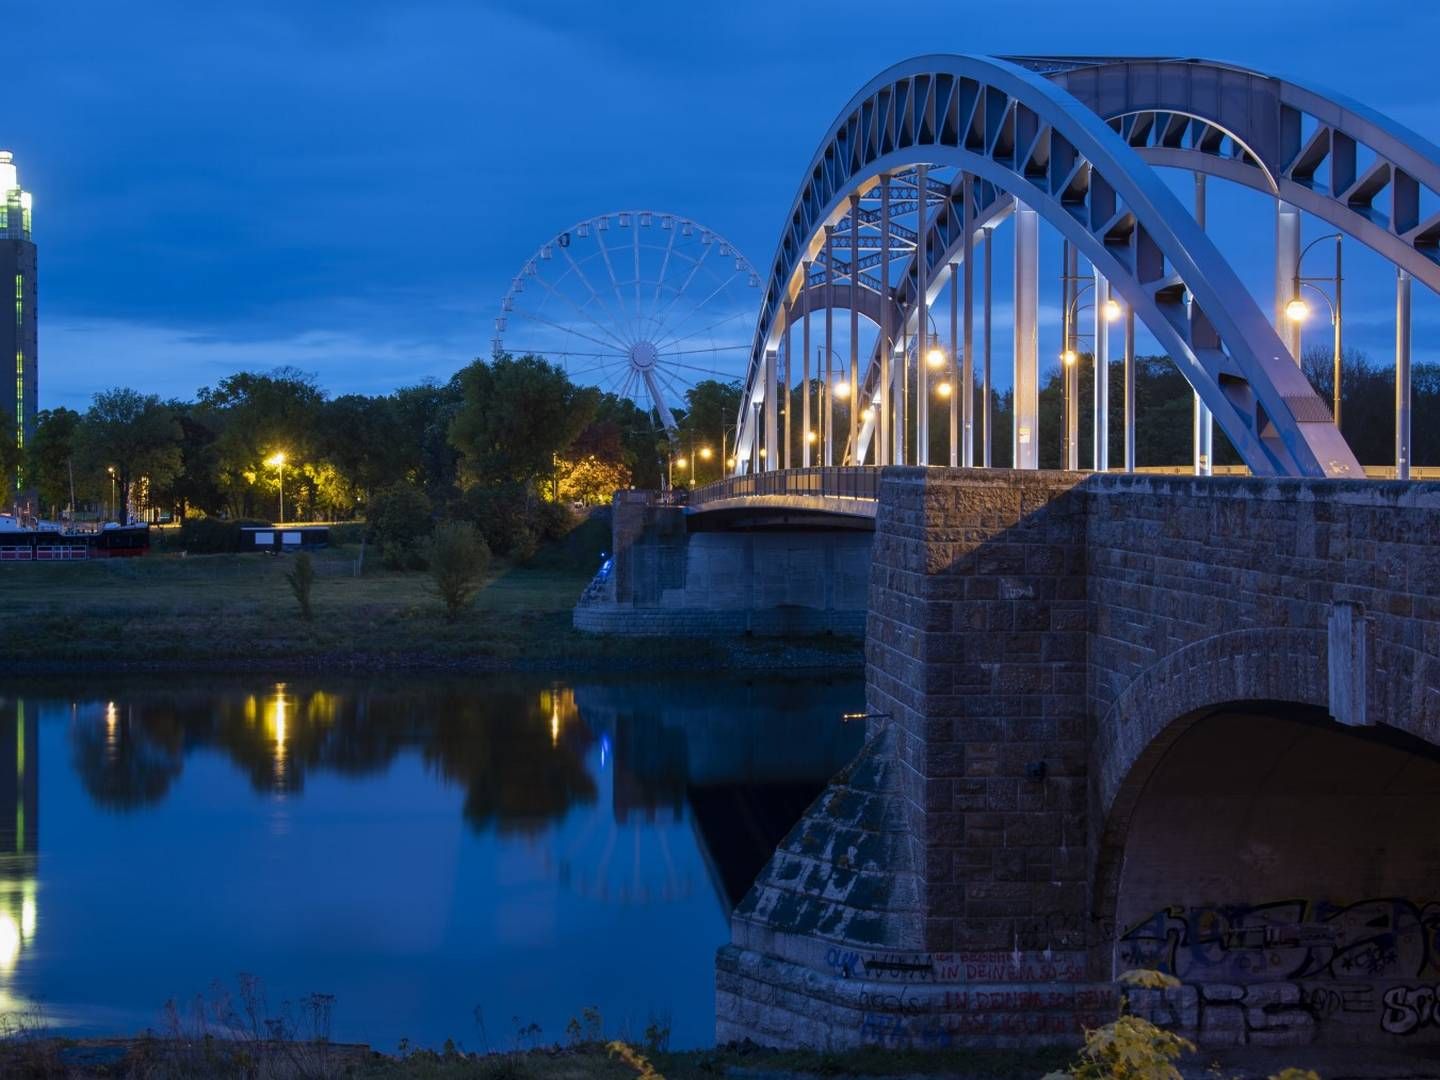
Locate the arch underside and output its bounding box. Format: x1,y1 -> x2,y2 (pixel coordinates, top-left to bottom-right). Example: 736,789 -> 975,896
737,54 -> 1440,479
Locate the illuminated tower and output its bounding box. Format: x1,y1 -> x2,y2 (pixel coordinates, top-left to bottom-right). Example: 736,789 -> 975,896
0,152 -> 34,501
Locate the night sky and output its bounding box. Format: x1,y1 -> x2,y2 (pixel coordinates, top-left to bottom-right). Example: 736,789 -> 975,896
11,0 -> 1439,409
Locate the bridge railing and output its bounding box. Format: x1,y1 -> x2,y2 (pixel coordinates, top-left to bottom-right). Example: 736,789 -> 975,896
688,466 -> 882,507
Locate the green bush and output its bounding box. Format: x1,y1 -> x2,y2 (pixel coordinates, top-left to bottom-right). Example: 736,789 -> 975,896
456,484 -> 574,562
326,522 -> 367,546
177,517 -> 271,554
427,520 -> 491,620
367,483 -> 432,569
285,551 -> 316,620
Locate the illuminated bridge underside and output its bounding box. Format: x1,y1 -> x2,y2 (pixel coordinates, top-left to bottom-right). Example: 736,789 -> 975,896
734,54 -> 1440,480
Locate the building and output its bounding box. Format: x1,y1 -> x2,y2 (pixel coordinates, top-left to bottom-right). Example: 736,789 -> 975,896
0,152 -> 34,505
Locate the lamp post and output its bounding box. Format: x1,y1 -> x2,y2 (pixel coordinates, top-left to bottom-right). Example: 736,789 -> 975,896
698,445 -> 712,486
1286,232 -> 1343,427
106,466 -> 117,523
266,452 -> 287,524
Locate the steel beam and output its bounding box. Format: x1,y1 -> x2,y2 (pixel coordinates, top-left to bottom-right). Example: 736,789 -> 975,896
1397,267 -> 1412,480
1014,205 -> 1039,469
879,175 -> 891,467
916,164 -> 929,466
849,194 -> 861,465
824,227 -> 834,467
1123,306 -> 1135,473
782,317 -> 792,470
961,173 -> 974,468
1194,173 -> 1213,476
1093,266 -> 1109,473
802,264 -> 812,468
764,346 -> 778,472
1276,201 -> 1302,363
1064,241 -> 1078,471
982,226 -> 992,468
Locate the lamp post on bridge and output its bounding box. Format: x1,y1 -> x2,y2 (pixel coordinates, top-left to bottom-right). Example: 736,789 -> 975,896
1286,232 -> 1344,428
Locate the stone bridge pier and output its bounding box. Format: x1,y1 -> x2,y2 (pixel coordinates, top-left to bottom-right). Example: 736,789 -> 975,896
717,469 -> 1440,1051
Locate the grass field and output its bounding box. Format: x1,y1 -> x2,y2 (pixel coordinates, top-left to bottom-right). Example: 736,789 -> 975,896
0,515 -> 861,672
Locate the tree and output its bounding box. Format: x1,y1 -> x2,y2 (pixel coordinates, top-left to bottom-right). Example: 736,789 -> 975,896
76,389 -> 182,523
285,552 -> 316,620
367,482 -> 432,569
196,368 -> 326,519
677,379 -> 741,483
27,406 -> 82,516
448,355 -> 598,488
555,418 -> 632,504
0,426 -> 21,510
427,520 -> 490,620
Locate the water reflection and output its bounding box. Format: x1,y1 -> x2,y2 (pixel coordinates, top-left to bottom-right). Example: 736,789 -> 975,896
0,698 -> 37,1012
2,675 -> 863,1048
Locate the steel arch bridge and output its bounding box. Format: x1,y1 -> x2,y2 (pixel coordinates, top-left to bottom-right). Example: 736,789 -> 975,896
729,55 -> 1439,481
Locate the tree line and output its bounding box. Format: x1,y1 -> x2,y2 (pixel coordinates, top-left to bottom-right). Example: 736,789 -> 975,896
16,345 -> 1424,544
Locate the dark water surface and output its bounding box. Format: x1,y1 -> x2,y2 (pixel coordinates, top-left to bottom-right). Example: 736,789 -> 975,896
0,673 -> 862,1051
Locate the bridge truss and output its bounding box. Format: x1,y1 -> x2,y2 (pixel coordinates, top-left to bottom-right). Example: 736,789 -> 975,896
732,55 -> 1440,480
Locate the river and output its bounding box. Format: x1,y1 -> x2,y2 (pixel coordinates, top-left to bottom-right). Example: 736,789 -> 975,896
0,673 -> 862,1051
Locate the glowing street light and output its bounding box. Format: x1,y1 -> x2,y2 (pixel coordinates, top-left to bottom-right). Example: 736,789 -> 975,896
925,346 -> 946,369
699,446 -> 713,461
833,379 -> 851,399
1285,297 -> 1311,322
265,451 -> 287,524
1061,350 -> 1078,367
1103,298 -> 1123,322
935,381 -> 953,399
805,430 -> 817,444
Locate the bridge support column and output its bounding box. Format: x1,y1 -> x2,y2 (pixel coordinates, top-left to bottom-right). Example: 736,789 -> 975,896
1013,205 -> 1039,469
1275,201 -> 1302,363
1397,267 -> 1412,480
718,470 -> 1108,1049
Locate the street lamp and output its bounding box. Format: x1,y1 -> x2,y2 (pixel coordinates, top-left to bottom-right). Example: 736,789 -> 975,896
265,452 -> 287,524
1103,298 -> 1122,322
106,466 -> 117,523
1286,232 -> 1343,427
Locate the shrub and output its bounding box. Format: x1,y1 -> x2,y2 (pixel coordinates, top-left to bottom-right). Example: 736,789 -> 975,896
367,482 -> 432,569
456,484 -> 574,562
285,552 -> 315,620
177,517 -> 271,554
428,520 -> 491,620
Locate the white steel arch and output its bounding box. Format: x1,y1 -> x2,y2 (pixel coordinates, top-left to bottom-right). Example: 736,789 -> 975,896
736,55 -> 1362,479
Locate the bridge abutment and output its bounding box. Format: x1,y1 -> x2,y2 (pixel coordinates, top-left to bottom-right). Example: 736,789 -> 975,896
719,468 -> 1440,1052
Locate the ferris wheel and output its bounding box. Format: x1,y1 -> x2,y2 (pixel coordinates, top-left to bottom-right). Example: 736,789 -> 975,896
494,211 -> 761,434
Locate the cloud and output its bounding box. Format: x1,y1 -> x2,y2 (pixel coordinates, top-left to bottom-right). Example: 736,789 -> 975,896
42,318 -> 469,409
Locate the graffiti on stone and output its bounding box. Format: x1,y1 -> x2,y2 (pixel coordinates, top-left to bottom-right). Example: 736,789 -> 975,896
1117,898 -> 1440,982
1380,986 -> 1440,1036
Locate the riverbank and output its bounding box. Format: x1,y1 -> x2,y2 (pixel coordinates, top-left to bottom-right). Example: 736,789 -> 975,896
12,1035 -> 1440,1078
0,518 -> 863,675
5,1036 -> 1075,1079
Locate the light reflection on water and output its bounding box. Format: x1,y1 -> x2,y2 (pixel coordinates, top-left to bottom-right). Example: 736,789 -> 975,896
0,674 -> 862,1049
